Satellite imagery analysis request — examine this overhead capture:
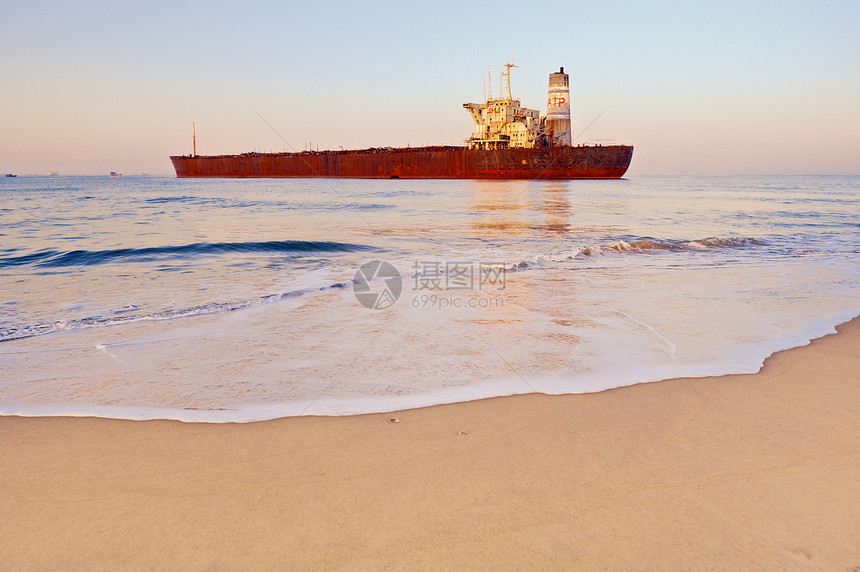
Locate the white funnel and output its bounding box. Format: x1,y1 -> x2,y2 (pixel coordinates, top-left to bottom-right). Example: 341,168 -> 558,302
546,67 -> 572,146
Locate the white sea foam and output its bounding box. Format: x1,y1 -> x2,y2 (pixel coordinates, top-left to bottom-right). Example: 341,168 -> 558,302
3,308 -> 856,423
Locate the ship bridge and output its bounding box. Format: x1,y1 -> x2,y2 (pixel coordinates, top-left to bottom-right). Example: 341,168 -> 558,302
463,63 -> 542,150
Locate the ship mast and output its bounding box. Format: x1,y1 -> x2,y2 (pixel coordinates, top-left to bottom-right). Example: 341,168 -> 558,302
502,62 -> 517,101
487,65 -> 493,101
192,122 -> 197,157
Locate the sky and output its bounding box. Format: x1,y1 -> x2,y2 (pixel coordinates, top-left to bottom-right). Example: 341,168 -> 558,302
2,0 -> 859,175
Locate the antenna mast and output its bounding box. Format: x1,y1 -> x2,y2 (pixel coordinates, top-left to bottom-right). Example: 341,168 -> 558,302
192,122 -> 197,157
502,62 -> 517,100
487,65 -> 493,100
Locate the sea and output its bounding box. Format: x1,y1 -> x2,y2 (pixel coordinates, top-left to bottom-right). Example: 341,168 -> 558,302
1,174 -> 858,422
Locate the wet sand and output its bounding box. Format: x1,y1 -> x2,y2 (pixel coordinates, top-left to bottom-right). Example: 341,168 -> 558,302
1,317 -> 858,570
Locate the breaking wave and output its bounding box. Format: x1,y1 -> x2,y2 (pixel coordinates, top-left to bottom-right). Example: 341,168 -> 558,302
0,282 -> 350,343
0,240 -> 378,268
508,236 -> 766,269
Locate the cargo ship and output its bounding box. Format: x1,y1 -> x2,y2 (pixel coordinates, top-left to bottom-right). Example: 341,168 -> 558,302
170,65 -> 632,180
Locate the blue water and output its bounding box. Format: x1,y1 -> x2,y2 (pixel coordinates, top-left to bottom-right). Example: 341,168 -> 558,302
1,174 -> 858,421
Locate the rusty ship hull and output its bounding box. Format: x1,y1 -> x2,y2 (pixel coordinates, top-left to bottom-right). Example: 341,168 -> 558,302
170,145 -> 633,180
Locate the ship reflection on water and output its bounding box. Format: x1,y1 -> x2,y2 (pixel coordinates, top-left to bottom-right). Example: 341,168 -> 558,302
536,182 -> 572,236
469,181 -> 572,239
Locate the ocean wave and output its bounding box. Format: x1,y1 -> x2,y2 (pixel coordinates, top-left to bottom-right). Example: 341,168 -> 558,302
0,281 -> 350,343
143,195 -> 198,203
608,236 -> 764,252
507,236 -> 765,269
0,240 -> 378,268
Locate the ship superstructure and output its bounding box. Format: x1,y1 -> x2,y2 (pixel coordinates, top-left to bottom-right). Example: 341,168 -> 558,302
463,63 -> 542,150
463,64 -> 573,150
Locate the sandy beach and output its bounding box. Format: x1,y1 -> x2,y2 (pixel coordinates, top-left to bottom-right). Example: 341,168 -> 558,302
1,317 -> 858,570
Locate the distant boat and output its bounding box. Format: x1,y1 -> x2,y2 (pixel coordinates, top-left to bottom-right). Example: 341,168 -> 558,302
109,172 -> 122,177
5,173 -> 16,177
